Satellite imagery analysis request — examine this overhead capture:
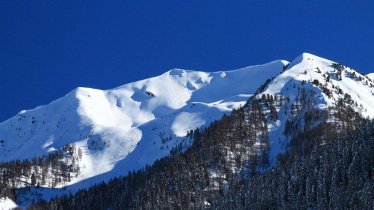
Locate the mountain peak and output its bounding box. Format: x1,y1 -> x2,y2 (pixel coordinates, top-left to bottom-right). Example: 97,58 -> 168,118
167,68 -> 188,77
295,52 -> 323,60
263,52 -> 374,118
287,52 -> 333,70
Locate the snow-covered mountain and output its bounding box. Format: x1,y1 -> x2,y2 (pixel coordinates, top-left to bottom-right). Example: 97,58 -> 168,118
263,53 -> 374,117
0,60 -> 287,187
2,52 -> 374,209
257,53 -> 374,166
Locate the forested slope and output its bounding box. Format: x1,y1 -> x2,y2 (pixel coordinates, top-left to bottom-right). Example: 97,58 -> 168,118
28,87 -> 374,209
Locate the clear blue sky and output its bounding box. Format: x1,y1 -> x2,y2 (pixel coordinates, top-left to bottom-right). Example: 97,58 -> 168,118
1,0 -> 374,121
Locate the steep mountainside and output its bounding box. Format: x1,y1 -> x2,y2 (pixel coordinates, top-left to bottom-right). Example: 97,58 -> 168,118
27,53 -> 374,210
2,53 -> 374,209
0,60 -> 287,187
258,53 -> 374,165
264,53 -> 374,117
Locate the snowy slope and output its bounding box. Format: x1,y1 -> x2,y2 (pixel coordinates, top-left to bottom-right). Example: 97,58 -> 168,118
263,53 -> 374,116
367,73 -> 374,81
0,60 -> 287,186
0,197 -> 17,210
2,53 -> 374,209
260,53 -> 374,165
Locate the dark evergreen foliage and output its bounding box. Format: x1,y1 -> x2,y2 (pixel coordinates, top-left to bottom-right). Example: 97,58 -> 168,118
0,144 -> 81,201
214,119 -> 374,209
